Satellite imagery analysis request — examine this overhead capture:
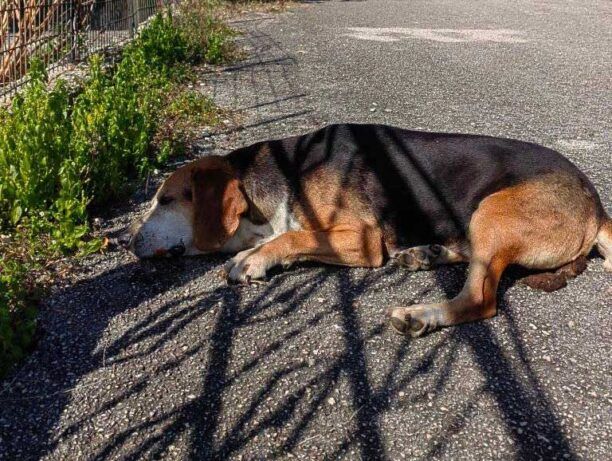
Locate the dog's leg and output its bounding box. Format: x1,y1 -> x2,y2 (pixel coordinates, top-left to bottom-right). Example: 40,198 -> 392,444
388,174 -> 599,337
388,249 -> 509,337
596,217 -> 612,272
395,244 -> 468,271
388,198 -> 519,337
225,223 -> 384,283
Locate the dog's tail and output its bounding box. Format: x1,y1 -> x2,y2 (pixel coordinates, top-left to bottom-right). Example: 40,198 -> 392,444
596,215 -> 612,272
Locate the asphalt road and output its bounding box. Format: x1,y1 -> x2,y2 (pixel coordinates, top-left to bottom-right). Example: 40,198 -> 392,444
1,1 -> 611,460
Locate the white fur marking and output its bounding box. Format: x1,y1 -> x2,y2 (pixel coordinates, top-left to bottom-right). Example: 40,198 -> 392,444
132,200 -> 195,257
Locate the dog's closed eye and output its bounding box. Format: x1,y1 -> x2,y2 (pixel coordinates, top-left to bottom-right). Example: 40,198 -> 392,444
158,195 -> 174,206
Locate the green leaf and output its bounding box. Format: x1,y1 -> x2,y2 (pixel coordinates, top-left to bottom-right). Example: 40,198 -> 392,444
10,205 -> 22,225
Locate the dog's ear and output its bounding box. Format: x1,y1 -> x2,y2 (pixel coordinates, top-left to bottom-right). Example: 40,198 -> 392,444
191,167 -> 248,251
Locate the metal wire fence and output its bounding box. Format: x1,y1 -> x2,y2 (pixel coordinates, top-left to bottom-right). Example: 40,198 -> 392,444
0,0 -> 166,99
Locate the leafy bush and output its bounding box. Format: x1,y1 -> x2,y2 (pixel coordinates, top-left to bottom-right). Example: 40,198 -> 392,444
70,13 -> 188,207
70,54 -> 157,205
137,10 -> 188,70
0,8 -> 234,378
0,60 -> 71,228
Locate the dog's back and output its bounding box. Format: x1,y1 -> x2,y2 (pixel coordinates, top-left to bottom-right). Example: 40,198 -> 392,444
227,123 -> 605,249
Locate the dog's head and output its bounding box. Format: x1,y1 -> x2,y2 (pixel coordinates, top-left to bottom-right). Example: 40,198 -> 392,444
120,157 -> 248,258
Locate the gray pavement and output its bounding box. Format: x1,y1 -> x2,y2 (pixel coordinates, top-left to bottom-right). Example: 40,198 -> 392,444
1,1 -> 611,459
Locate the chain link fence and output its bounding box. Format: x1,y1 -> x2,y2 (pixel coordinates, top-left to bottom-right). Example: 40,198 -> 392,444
0,0 -> 167,99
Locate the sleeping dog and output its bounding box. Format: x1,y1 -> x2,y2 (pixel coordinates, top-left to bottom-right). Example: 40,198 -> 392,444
120,124 -> 612,337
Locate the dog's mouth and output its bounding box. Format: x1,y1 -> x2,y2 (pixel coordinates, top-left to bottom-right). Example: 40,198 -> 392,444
149,243 -> 186,258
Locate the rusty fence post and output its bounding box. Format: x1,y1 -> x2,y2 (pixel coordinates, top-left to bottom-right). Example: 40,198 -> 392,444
134,0 -> 139,33
127,0 -> 135,37
70,0 -> 81,62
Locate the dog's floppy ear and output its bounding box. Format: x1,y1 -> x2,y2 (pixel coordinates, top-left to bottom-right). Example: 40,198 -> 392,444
191,167 -> 248,251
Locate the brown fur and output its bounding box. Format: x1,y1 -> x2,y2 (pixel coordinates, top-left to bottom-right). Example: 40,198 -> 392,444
293,167 -> 380,231
244,223 -> 384,269
389,173 -> 602,336
519,256 -> 588,292
224,165 -> 386,272
192,168 -> 247,251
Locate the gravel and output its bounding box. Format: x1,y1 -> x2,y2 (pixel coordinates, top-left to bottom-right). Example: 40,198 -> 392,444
1,1 -> 611,460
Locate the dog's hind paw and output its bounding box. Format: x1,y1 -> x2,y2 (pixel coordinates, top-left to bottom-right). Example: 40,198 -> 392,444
386,305 -> 441,338
396,244 -> 442,271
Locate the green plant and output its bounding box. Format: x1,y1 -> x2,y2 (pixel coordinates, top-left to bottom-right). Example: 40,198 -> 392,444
155,89 -> 221,155
0,6 -> 233,379
0,252 -> 39,378
0,59 -> 71,228
175,0 -> 238,64
70,54 -> 153,204
137,10 -> 188,71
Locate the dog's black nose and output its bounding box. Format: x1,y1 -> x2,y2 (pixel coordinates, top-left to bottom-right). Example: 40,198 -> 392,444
118,232 -> 132,249
168,243 -> 186,257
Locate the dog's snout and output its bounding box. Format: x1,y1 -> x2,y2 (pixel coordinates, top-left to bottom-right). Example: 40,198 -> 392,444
118,231 -> 133,249
169,243 -> 186,257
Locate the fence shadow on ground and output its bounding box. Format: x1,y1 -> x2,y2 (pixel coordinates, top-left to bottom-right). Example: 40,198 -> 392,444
0,253 -> 577,459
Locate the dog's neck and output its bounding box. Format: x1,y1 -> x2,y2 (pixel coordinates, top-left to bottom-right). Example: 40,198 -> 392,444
220,217 -> 272,253
221,196 -> 301,253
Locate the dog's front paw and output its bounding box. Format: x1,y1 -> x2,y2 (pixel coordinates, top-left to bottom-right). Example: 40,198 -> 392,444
386,305 -> 442,337
224,249 -> 273,284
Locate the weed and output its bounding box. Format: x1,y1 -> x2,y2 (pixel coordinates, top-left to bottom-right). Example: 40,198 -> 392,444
0,236 -> 40,378
0,59 -> 71,228
176,0 -> 238,64
155,89 -> 222,155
